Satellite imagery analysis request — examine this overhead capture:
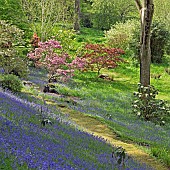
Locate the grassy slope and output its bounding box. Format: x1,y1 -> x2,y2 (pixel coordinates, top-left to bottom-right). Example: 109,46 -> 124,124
55,27 -> 170,167
1,26 -> 170,168
73,28 -> 170,166
21,62 -> 170,169
20,47 -> 170,168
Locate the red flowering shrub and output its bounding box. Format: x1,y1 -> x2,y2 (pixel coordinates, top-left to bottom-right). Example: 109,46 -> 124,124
30,33 -> 40,49
81,44 -> 125,75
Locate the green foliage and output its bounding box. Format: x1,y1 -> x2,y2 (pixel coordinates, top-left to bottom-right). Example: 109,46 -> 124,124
112,146 -> 129,167
21,0 -> 74,40
150,21 -> 170,63
52,28 -> 77,53
0,74 -> 23,92
80,13 -> 93,28
0,20 -> 28,78
132,83 -> 170,125
130,20 -> 170,63
9,58 -> 28,78
91,0 -> 136,30
80,0 -> 93,28
151,147 -> 170,167
154,0 -> 170,31
0,0 -> 31,35
105,19 -> 140,50
91,0 -> 115,30
165,68 -> 170,75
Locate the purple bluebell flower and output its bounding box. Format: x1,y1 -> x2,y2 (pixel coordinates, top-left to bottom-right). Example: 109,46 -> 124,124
0,90 -> 156,169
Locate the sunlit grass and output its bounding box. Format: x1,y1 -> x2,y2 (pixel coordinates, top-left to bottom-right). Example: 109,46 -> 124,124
76,27 -> 106,44
1,25 -> 170,168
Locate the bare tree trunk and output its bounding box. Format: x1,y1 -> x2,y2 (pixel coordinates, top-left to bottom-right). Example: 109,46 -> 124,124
41,0 -> 45,41
74,0 -> 80,32
135,0 -> 154,86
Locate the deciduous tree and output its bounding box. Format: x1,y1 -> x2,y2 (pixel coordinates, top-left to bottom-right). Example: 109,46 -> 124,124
81,44 -> 124,75
74,0 -> 81,31
91,0 -> 136,30
21,0 -> 74,41
134,0 -> 154,86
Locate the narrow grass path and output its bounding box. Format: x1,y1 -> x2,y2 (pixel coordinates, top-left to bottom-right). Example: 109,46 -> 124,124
23,87 -> 168,170
58,107 -> 168,170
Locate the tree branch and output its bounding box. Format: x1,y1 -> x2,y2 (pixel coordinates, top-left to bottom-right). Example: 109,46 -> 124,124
134,0 -> 142,11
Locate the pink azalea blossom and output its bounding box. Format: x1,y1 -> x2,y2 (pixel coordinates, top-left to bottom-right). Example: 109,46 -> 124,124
27,39 -> 85,82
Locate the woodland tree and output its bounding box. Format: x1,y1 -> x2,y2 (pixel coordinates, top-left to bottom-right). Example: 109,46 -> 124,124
0,0 -> 29,34
21,0 -> 74,41
134,0 -> 154,86
154,0 -> 170,30
74,0 -> 81,31
91,0 -> 136,30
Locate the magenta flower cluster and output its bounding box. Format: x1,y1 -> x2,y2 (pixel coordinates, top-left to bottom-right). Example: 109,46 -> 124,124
27,39 -> 86,82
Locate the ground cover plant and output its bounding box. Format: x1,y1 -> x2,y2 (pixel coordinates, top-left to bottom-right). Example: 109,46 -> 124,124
0,24 -> 170,168
0,89 -> 155,170
18,62 -> 170,168
1,0 -> 170,169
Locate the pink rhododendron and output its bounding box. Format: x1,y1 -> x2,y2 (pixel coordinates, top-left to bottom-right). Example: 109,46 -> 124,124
27,39 -> 85,82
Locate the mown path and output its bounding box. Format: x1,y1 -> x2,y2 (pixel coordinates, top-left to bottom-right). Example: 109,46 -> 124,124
57,106 -> 168,170
25,86 -> 168,170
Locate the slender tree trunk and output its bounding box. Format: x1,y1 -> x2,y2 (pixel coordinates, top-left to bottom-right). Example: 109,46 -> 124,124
74,0 -> 80,32
41,0 -> 45,41
135,0 -> 154,86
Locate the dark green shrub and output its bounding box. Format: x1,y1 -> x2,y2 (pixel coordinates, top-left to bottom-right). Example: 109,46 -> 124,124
0,20 -> 29,78
150,21 -> 170,63
8,57 -> 29,78
130,21 -> 170,63
1,74 -> 22,92
132,83 -> 170,125
80,13 -> 93,28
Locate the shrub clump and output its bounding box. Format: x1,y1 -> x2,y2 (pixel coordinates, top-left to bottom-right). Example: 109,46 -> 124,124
130,20 -> 170,63
0,20 -> 29,78
132,83 -> 170,125
106,19 -> 170,64
0,74 -> 22,92
105,19 -> 140,50
150,21 -> 170,63
79,43 -> 124,75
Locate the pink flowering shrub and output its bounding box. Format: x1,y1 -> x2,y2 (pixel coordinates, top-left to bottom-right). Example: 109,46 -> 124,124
27,39 -> 86,82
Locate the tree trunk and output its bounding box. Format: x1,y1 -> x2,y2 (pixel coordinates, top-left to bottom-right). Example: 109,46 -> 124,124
41,0 -> 45,41
135,0 -> 154,86
74,0 -> 80,32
